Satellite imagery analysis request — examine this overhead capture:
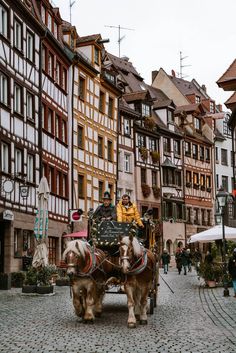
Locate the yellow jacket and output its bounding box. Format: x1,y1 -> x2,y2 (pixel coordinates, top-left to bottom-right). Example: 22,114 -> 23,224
116,200 -> 143,227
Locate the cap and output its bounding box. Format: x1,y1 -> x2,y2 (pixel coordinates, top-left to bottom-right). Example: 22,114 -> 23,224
102,191 -> 111,200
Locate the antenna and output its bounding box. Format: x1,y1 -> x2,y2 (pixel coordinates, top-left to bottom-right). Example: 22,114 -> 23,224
179,51 -> 191,79
69,0 -> 76,23
105,24 -> 134,57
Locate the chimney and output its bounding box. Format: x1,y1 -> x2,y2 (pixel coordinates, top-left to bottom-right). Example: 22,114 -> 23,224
171,69 -> 176,77
216,104 -> 222,112
202,84 -> 207,92
152,70 -> 158,83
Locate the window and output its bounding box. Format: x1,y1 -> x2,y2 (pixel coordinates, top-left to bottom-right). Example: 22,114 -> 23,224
26,31 -> 34,61
47,13 -> 52,31
42,103 -> 46,129
107,140 -> 113,161
201,209 -> 205,225
124,154 -> 131,173
174,140 -> 181,156
124,119 -> 131,136
14,19 -> 22,50
56,171 -> 60,195
77,125 -> 84,149
61,120 -> 67,143
78,76 -> 85,100
48,109 -> 53,134
98,136 -> 103,158
195,96 -> 200,104
55,62 -> 61,85
163,168 -> 174,185
222,176 -> 228,192
231,151 -> 234,167
223,119 -> 231,137
41,5 -> 46,23
99,91 -> 105,112
141,168 -> 146,184
48,53 -> 53,77
176,204 -> 183,220
206,176 -> 211,188
15,149 -> 23,175
193,208 -> 199,225
26,92 -> 34,120
98,181 -> 103,201
54,22 -> 58,39
200,174 -> 205,187
94,47 -> 99,64
149,138 -> 157,151
78,174 -> 85,198
215,147 -> 219,162
200,146 -> 204,160
152,171 -> 157,186
108,97 -> 114,118
205,148 -> 210,162
163,137 -> 171,153
193,173 -> 199,185
175,170 -> 182,187
186,207 -> 191,223
221,149 -> 227,165
48,237 -> 57,265
48,167 -> 55,193
137,134 -> 146,148
210,101 -> 214,113
142,103 -> 150,117
194,117 -> 201,131
55,115 -> 60,138
185,141 -> 191,156
186,170 -> 191,184
0,71 -> 8,105
14,84 -> 22,114
62,69 -> 67,90
216,174 -> 219,189
192,144 -> 198,159
0,4 -> 8,37
42,45 -> 46,71
27,154 -> 34,182
167,109 -> 174,122
207,210 -> 211,226
1,142 -> 10,173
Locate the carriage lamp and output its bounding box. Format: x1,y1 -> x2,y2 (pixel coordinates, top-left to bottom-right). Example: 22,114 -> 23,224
216,190 -> 229,297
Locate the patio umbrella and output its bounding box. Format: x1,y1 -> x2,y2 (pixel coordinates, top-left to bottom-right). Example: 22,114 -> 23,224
32,177 -> 50,267
188,225 -> 236,243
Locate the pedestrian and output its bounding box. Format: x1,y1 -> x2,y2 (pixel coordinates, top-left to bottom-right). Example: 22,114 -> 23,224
93,191 -> 117,221
193,248 -> 202,275
186,249 -> 192,272
181,248 -> 189,275
161,249 -> 170,274
175,249 -> 182,274
228,248 -> 236,298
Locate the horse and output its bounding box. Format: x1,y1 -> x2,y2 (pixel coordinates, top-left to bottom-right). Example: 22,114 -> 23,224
63,239 -> 112,323
119,234 -> 156,328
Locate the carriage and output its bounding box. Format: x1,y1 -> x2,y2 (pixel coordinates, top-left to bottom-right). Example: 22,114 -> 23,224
63,212 -> 160,327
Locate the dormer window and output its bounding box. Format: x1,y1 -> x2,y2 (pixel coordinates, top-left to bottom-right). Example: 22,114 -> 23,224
47,13 -> 52,32
142,103 -> 150,117
195,95 -> 200,104
210,101 -> 214,113
94,47 -> 99,64
194,117 -> 201,131
41,6 -> 46,23
167,109 -> 174,122
54,22 -> 58,39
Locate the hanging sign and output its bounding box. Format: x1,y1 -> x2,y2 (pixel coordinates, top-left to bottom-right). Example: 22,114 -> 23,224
69,209 -> 83,222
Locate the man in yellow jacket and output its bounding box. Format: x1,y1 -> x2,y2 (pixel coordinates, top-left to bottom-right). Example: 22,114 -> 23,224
116,194 -> 144,227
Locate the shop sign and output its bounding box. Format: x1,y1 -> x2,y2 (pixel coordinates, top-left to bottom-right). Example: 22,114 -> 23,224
3,210 -> 14,221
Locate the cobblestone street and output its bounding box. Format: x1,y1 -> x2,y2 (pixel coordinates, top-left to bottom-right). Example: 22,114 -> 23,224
0,268 -> 236,353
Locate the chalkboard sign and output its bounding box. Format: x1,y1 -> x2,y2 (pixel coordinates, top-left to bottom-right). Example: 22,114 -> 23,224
96,221 -> 132,246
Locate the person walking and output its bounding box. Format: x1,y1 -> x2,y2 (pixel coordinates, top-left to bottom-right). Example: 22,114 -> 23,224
161,249 -> 170,274
181,248 -> 189,275
175,249 -> 182,274
186,249 -> 192,272
228,248 -> 236,298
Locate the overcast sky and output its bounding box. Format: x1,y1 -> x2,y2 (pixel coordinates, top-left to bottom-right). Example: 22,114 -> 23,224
54,0 -> 236,110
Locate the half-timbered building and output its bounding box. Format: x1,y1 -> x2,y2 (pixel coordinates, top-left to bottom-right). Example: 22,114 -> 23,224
0,0 -> 44,272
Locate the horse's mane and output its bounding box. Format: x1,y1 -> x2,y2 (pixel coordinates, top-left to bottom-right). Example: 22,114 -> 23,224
121,236 -> 142,257
63,240 -> 88,259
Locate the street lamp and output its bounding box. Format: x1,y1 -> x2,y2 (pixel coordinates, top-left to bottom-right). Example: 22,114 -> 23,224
216,189 -> 230,297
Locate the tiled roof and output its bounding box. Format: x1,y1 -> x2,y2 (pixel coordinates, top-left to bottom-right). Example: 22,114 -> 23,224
123,91 -> 149,102
153,99 -> 174,109
217,59 -> 236,84
170,76 -> 201,96
225,91 -> 236,106
76,34 -> 101,45
107,53 -> 142,78
174,103 -> 203,114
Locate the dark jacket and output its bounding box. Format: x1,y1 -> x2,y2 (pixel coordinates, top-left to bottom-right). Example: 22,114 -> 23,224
228,254 -> 236,280
181,251 -> 189,266
161,253 -> 170,265
93,204 -> 116,221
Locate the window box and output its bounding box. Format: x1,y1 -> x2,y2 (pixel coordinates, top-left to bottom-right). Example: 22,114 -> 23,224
141,183 -> 151,198
139,147 -> 148,160
186,182 -> 192,188
152,185 -> 160,198
144,117 -> 155,130
193,183 -> 200,190
200,185 -> 206,191
206,187 -> 211,193
150,150 -> 160,163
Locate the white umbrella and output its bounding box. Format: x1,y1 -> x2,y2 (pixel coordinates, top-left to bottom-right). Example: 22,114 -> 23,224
188,225 -> 236,243
32,177 -> 50,267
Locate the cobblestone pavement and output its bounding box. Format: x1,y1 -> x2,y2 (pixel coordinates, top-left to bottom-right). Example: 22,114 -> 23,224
0,268 -> 236,353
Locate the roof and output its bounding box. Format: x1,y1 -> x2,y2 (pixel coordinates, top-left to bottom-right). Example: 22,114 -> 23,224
162,158 -> 176,168
217,59 -> 236,85
107,52 -> 142,78
214,128 -> 225,141
170,76 -> 206,99
225,91 -> 236,107
123,91 -> 150,102
174,103 -> 206,115
76,34 -> 101,45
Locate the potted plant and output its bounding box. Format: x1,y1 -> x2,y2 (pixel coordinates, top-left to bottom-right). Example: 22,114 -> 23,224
144,117 -> 155,130
152,185 -> 160,198
150,151 -> 160,164
139,146 -> 148,160
22,266 -> 37,293
11,272 -> 25,288
186,182 -> 191,187
141,183 -> 151,198
36,265 -> 56,294
199,263 -> 217,287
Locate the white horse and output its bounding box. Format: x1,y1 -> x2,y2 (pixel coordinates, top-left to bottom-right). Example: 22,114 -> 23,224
63,239 -> 108,323
119,235 -> 155,328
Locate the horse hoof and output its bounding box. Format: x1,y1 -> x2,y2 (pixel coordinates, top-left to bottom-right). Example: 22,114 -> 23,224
140,320 -> 148,325
95,312 -> 102,318
127,323 -> 136,328
135,315 -> 140,321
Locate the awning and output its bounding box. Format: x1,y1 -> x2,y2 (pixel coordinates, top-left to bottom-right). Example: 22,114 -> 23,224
63,230 -> 88,238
